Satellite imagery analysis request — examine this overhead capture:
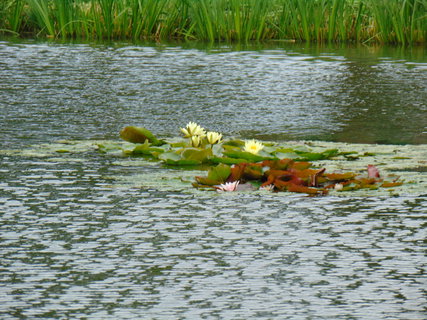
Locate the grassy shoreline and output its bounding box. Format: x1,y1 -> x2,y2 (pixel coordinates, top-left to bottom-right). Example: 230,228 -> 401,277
0,0 -> 426,44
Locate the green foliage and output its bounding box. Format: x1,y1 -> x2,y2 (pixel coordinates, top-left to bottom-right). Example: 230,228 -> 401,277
209,163 -> 232,183
367,0 -> 427,44
119,125 -> 342,170
222,150 -> 271,162
186,0 -> 273,42
120,126 -> 165,146
1,0 -> 425,43
26,0 -> 56,37
0,0 -> 25,34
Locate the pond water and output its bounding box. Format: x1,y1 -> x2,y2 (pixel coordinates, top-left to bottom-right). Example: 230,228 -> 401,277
0,39 -> 426,319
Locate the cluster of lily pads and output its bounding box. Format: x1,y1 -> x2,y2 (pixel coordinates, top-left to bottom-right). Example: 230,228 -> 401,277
120,123 -> 403,195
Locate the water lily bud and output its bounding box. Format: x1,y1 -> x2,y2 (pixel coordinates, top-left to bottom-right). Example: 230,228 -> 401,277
206,131 -> 222,145
191,135 -> 202,147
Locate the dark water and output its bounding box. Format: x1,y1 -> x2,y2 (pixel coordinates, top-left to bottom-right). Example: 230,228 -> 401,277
1,40 -> 426,319
1,40 -> 426,147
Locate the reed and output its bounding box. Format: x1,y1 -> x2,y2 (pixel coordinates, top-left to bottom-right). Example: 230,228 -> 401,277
367,0 -> 426,44
157,0 -> 190,40
26,0 -> 56,37
187,0 -> 273,42
0,0 -> 25,34
131,0 -> 167,39
54,0 -> 77,38
0,0 -> 425,44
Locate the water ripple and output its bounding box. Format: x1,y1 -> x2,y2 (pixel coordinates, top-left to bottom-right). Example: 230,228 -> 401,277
0,40 -> 426,319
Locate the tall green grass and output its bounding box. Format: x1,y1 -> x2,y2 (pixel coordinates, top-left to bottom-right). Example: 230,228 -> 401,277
275,0 -> 372,42
187,0 -> 273,42
0,0 -> 25,35
0,0 -> 425,44
368,0 -> 427,44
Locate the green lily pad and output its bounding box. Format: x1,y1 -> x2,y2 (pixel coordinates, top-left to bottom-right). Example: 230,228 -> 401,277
165,159 -> 201,166
208,163 -> 231,182
132,141 -> 166,157
181,148 -> 213,163
223,150 -> 272,162
195,163 -> 231,186
210,156 -> 249,165
275,151 -> 300,160
170,141 -> 188,148
223,140 -> 245,147
159,151 -> 201,166
294,148 -> 339,161
120,126 -> 165,146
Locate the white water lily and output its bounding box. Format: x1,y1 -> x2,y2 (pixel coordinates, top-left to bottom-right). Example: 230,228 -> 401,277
191,135 -> 202,147
206,131 -> 223,145
334,183 -> 344,191
215,181 -> 240,192
243,139 -> 264,155
180,121 -> 206,138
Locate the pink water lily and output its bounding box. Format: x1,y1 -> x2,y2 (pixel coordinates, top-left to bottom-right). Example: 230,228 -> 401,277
367,165 -> 380,178
215,181 -> 240,192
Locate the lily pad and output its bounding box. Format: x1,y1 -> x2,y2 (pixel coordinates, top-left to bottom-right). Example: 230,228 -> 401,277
223,150 -> 272,162
195,163 -> 231,185
159,152 -> 201,166
181,148 -> 213,163
294,148 -> 339,161
120,126 -> 165,146
210,156 -> 248,165
132,141 -> 166,157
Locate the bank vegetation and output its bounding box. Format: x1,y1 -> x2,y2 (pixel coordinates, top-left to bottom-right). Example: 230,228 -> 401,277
0,0 -> 426,44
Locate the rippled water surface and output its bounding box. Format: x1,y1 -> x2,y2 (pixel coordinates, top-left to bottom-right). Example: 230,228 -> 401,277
1,40 -> 426,319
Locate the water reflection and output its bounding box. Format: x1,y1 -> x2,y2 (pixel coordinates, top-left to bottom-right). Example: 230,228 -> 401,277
0,40 -> 426,147
1,150 -> 426,318
322,46 -> 427,144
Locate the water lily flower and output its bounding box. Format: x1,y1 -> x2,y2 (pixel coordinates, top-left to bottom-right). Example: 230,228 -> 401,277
334,183 -> 344,191
215,181 -> 240,192
260,184 -> 274,191
191,135 -> 202,147
206,131 -> 223,145
180,121 -> 206,138
244,139 -> 264,155
367,164 -> 380,178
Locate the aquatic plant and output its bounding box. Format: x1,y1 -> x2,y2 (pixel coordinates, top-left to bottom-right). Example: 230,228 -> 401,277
180,121 -> 206,138
367,0 -> 427,44
243,139 -> 264,155
186,0 -> 273,42
0,0 -> 25,35
215,180 -> 240,192
206,131 -> 223,146
0,0 -> 425,44
119,123 -> 404,195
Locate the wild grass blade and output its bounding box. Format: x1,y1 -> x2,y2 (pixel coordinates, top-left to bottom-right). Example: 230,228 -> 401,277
6,0 -> 26,33
27,0 -> 56,37
98,0 -> 115,39
0,0 -> 425,44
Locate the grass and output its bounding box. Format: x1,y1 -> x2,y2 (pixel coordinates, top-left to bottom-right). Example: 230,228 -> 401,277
367,0 -> 427,44
0,0 -> 425,44
186,0 -> 273,42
